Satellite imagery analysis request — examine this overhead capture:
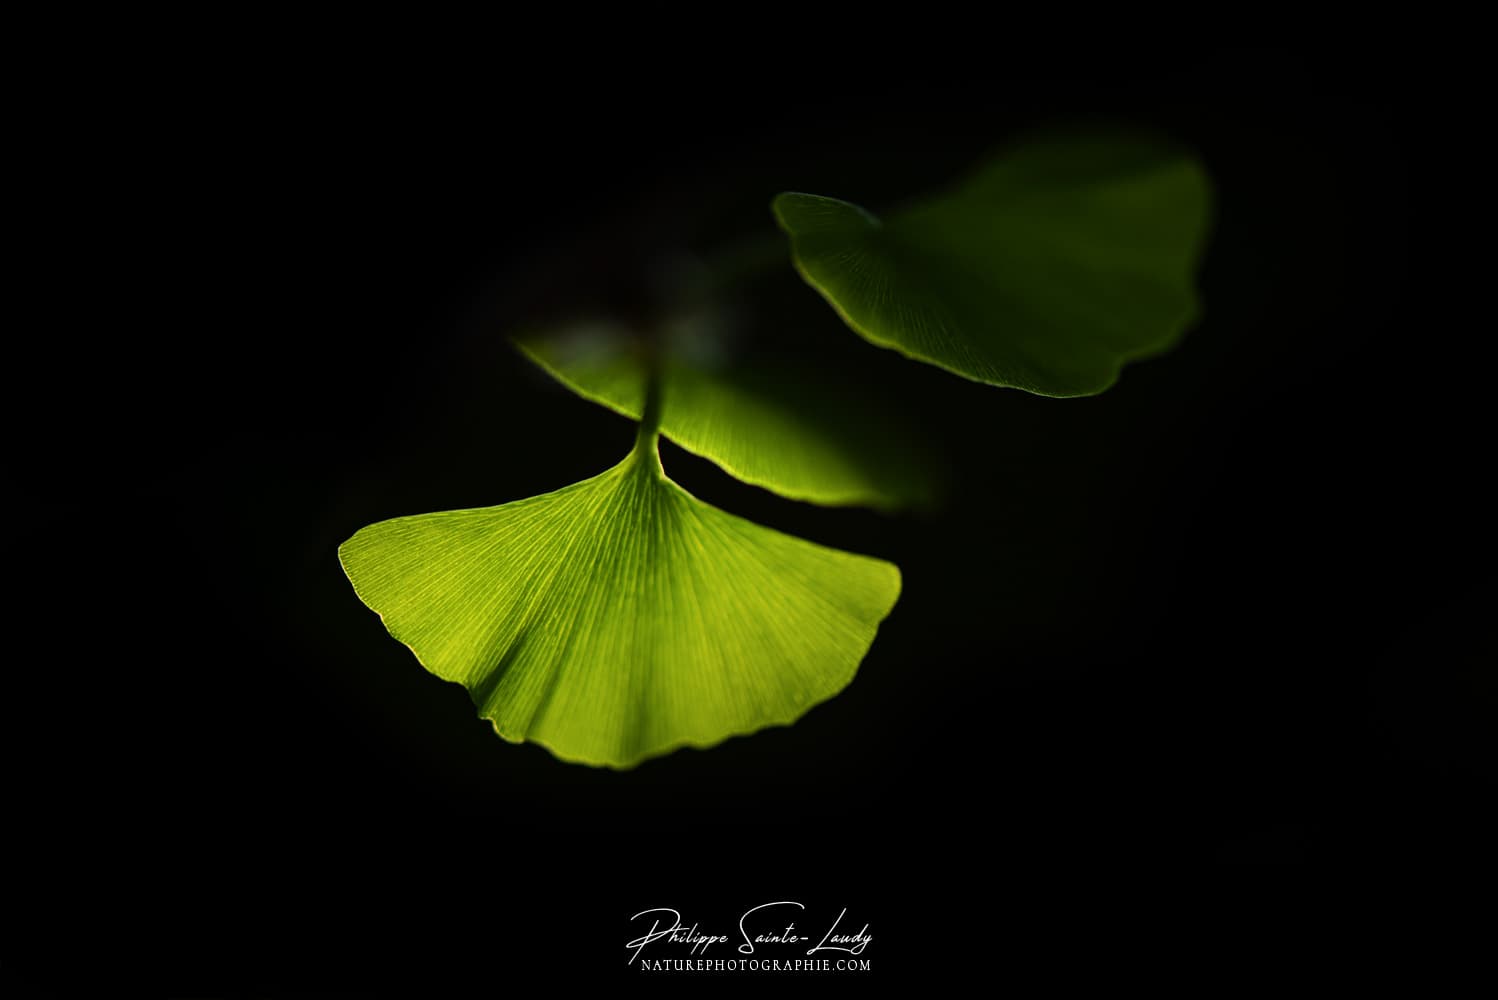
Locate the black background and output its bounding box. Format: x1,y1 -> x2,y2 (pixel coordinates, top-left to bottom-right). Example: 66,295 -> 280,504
5,58 -> 1489,991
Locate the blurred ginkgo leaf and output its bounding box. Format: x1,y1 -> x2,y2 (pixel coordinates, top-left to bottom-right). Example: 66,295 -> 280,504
774,129 -> 1212,396
517,326 -> 938,510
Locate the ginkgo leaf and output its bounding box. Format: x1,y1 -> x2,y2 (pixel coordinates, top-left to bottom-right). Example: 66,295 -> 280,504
338,425 -> 901,769
516,326 -> 937,510
773,129 -> 1213,397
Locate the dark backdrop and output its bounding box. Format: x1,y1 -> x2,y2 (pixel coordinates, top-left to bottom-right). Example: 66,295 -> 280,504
6,62 -> 1486,990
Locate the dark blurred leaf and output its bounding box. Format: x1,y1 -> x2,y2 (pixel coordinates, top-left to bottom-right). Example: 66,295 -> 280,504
517,322 -> 940,510
774,128 -> 1212,396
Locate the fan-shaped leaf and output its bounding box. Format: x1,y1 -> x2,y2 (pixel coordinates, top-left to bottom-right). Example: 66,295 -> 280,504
517,327 -> 936,510
339,433 -> 901,768
773,129 -> 1212,396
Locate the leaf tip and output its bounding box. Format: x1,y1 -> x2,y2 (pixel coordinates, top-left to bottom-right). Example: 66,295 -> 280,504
771,191 -> 881,235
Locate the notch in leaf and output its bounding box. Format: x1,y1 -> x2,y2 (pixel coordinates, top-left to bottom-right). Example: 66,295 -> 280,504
338,407 -> 901,769
773,128 -> 1213,397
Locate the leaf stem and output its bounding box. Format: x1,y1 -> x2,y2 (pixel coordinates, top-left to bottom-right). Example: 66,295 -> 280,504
634,346 -> 665,470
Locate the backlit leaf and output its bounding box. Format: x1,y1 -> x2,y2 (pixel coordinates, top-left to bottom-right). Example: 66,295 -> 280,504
773,129 -> 1212,396
339,430 -> 901,768
517,326 -> 937,510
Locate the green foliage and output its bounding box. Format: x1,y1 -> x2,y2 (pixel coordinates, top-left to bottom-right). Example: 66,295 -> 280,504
339,427 -> 901,769
774,130 -> 1211,396
518,325 -> 936,510
340,126 -> 1213,766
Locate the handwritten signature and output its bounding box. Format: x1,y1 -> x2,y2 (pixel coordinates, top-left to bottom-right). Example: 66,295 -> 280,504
626,902 -> 871,964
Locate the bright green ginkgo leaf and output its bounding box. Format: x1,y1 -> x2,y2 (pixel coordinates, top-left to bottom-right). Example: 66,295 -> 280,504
774,130 -> 1213,396
516,327 -> 935,510
338,423 -> 901,769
